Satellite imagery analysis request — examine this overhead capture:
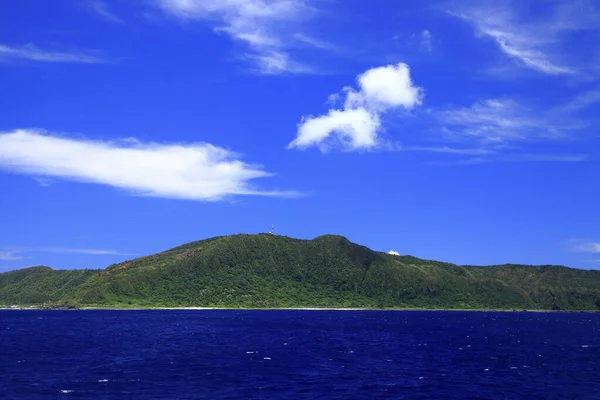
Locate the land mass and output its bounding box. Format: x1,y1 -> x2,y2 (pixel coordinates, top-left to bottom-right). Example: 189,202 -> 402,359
1,234 -> 600,310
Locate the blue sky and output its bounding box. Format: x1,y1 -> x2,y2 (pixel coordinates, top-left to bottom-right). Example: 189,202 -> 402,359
1,0 -> 599,271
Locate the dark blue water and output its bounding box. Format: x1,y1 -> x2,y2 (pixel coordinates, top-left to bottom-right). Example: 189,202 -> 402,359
1,310 -> 599,399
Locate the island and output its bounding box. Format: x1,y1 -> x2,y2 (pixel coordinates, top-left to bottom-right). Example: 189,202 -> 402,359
1,234 -> 600,311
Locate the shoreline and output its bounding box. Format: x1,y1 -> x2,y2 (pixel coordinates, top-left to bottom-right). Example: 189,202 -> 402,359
3,306 -> 598,313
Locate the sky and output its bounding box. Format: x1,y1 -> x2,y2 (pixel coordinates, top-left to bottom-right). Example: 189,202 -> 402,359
1,0 -> 599,272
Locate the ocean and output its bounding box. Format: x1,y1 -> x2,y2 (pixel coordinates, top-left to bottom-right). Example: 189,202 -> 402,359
1,310 -> 599,399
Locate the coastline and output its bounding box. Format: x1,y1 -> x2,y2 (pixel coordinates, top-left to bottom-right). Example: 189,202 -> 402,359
3,306 -> 598,313
80,307 -> 599,312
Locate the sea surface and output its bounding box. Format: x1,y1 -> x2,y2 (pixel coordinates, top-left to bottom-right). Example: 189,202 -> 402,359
1,310 -> 599,399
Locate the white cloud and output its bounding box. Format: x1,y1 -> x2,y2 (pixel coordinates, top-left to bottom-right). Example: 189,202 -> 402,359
571,240 -> 600,253
447,0 -> 600,75
405,146 -> 494,155
289,63 -> 423,151
0,247 -> 134,260
388,250 -> 400,256
428,152 -> 587,166
344,63 -> 423,111
34,177 -> 54,187
430,96 -> 592,163
154,0 -> 322,74
420,30 -> 433,53
292,33 -> 336,50
439,99 -> 560,144
246,49 -> 312,75
0,129 -> 295,201
502,153 -> 588,162
557,89 -> 600,114
0,44 -> 107,64
291,108 -> 381,151
0,251 -> 22,261
87,0 -> 124,24
35,248 -> 135,256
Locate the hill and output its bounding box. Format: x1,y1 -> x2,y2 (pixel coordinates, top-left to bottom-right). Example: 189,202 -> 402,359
1,234 -> 600,310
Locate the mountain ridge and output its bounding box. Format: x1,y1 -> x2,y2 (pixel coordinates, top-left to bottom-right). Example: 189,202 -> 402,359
2,234 -> 599,310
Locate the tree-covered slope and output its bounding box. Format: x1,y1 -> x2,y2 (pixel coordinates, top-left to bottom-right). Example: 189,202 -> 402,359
0,266 -> 99,304
1,234 -> 600,310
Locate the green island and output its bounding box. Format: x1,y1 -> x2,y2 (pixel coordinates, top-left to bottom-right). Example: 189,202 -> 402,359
2,234 -> 600,311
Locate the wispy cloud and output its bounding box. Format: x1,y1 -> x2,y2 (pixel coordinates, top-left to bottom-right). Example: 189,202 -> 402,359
34,177 -> 54,187
556,89 -> 600,114
428,153 -> 587,166
153,0 -> 326,74
404,146 -> 494,156
0,129 -> 296,201
292,33 -> 336,50
420,30 -> 433,53
35,248 -> 135,256
432,97 -> 590,162
0,250 -> 23,261
448,0 -> 600,75
0,247 -> 135,261
570,240 -> 600,253
86,0 -> 124,24
289,63 -> 423,151
439,99 -> 565,144
0,43 -> 107,64
502,153 -> 588,163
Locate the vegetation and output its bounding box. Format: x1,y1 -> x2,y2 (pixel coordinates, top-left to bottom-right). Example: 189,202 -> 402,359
1,234 -> 600,310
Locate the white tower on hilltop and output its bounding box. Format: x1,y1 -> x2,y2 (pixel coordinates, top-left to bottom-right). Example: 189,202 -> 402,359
270,224 -> 275,235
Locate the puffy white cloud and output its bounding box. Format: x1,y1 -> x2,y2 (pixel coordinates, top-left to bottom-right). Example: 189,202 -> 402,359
344,63 -> 423,111
290,108 -> 380,151
388,250 -> 400,256
154,0 -> 319,74
289,63 -> 423,151
0,129 -> 294,201
0,44 -> 106,64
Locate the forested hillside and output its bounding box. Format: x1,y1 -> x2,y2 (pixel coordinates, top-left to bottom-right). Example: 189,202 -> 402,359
2,234 -> 599,310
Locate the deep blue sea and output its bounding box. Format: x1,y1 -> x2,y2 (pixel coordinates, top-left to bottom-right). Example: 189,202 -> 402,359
1,310 -> 599,399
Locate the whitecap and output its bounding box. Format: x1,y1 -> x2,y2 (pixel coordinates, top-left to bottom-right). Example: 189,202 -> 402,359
484,368 -> 489,372
60,390 -> 74,394
246,351 -> 256,354
263,357 -> 271,360
581,345 -> 591,348
98,379 -> 108,383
